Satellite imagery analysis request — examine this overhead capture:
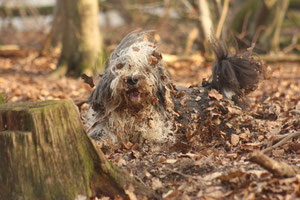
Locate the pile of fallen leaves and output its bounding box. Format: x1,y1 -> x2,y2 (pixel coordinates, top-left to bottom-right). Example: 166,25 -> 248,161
95,61 -> 299,199
0,51 -> 299,199
0,51 -> 92,103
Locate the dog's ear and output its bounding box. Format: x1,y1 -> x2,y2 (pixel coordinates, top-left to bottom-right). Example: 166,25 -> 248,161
89,71 -> 114,114
157,83 -> 167,107
156,66 -> 173,109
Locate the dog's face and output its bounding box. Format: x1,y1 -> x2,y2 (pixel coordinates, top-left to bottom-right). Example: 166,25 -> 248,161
110,41 -> 167,112
90,33 -> 174,119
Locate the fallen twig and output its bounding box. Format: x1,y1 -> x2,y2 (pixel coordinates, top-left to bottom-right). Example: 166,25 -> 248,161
0,48 -> 30,58
290,109 -> 300,115
162,53 -> 204,63
262,131 -> 300,154
283,36 -> 298,54
163,167 -> 201,180
258,53 -> 300,62
0,45 -> 20,51
249,151 -> 299,177
162,53 -> 300,63
184,27 -> 199,55
81,74 -> 95,88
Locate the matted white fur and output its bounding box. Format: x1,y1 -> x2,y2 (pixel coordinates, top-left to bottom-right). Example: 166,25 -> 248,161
86,31 -> 176,146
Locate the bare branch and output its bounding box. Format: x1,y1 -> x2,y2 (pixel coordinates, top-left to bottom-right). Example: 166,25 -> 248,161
249,151 -> 299,177
262,131 -> 300,154
216,0 -> 229,39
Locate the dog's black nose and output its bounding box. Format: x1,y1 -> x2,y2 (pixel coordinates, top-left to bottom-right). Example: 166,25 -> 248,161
126,76 -> 139,85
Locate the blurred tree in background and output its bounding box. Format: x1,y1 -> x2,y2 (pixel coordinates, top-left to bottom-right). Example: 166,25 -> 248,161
0,0 -> 298,71
231,0 -> 292,53
52,0 -> 104,77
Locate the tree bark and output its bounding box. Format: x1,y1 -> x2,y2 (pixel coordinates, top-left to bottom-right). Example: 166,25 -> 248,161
270,0 -> 290,52
0,100 -> 156,200
40,0 -> 63,55
198,0 -> 214,54
54,0 -> 103,77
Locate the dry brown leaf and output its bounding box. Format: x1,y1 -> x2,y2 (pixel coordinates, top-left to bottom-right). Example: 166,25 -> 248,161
125,184 -> 138,200
231,134 -> 240,146
208,89 -> 223,101
159,156 -> 167,163
148,56 -> 158,65
272,149 -> 285,157
218,170 -> 246,182
165,159 -> 177,164
132,46 -> 140,51
81,74 -> 95,88
227,105 -> 242,115
151,178 -> 163,190
116,62 -> 124,69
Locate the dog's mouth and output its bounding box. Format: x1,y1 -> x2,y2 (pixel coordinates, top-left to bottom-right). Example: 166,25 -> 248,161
127,88 -> 141,103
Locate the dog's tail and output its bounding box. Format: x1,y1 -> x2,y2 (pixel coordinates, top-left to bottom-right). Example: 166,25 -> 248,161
207,39 -> 268,107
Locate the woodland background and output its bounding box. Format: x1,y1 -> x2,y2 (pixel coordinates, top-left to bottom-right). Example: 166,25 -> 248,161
0,0 -> 299,199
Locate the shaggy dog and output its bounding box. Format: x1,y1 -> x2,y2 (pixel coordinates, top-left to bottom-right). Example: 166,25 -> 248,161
87,31 -> 266,146
87,31 -> 175,145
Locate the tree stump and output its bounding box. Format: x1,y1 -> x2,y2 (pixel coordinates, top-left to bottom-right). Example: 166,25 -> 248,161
0,100 -> 156,200
0,93 -> 4,104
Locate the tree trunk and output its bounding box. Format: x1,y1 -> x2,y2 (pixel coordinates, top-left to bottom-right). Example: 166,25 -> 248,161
0,100 -> 156,200
54,0 -> 103,77
270,0 -> 290,52
40,0 -> 63,55
197,0 -> 214,54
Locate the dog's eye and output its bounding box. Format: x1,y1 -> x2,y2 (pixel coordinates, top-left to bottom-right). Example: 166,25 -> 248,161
116,63 -> 124,70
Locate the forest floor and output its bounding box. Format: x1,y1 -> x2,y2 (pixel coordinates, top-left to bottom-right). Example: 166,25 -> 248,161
0,30 -> 299,199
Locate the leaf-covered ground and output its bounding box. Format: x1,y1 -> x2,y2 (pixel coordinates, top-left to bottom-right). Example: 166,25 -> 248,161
1,45 -> 299,199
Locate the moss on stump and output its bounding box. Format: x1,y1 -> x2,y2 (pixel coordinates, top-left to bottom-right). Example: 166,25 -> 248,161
0,100 -> 156,200
0,93 -> 5,104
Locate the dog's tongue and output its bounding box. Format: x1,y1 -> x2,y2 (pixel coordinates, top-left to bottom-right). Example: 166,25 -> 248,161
128,89 -> 141,102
